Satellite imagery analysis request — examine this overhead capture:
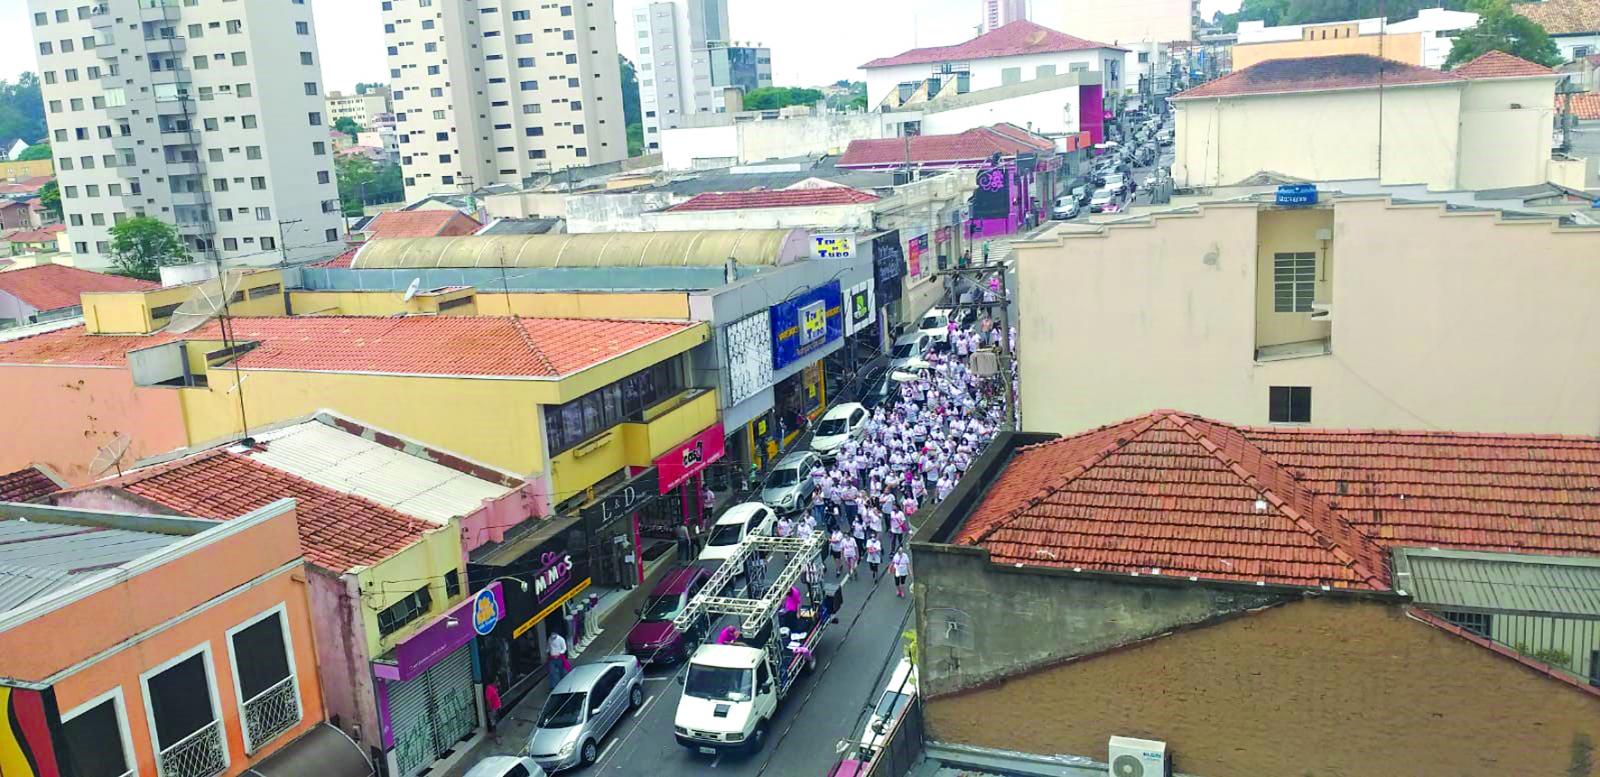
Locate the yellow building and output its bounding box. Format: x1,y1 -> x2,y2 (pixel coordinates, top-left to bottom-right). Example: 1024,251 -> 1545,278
1173,52 -> 1567,191
1010,191 -> 1600,436
1232,24 -> 1424,70
0,158 -> 54,181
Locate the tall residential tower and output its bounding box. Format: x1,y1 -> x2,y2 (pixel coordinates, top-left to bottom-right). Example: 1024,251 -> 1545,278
27,0 -> 344,267
382,0 -> 627,202
633,0 -> 771,152
982,0 -> 1028,32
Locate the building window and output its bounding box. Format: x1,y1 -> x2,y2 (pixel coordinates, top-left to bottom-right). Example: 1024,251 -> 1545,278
1268,386 -> 1312,424
1000,66 -> 1021,85
444,569 -> 462,599
140,644 -> 228,777
225,605 -> 302,753
1272,252 -> 1316,313
1440,610 -> 1491,638
59,688 -> 137,777
543,358 -> 683,454
377,585 -> 433,636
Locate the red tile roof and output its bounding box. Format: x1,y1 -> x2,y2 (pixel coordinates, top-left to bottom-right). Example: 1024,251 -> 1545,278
0,264 -> 156,312
1,224 -> 65,245
838,124 -> 1054,168
309,246 -> 359,269
1452,50 -> 1558,79
106,451 -> 435,572
665,188 -> 880,212
1515,0 -> 1600,35
0,466 -> 62,502
0,177 -> 53,197
0,316 -> 696,377
366,210 -> 483,239
956,410 -> 1600,590
861,20 -> 1121,68
1173,55 -> 1461,100
1571,93 -> 1600,120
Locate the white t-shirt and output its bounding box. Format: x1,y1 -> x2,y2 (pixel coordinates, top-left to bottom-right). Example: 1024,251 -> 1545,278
890,552 -> 911,577
548,633 -> 568,658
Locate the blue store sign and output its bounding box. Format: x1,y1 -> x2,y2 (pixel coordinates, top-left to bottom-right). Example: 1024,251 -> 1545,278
769,281 -> 843,370
1276,184 -> 1318,207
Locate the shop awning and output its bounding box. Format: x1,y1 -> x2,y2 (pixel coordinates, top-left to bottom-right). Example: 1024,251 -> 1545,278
244,723 -> 374,777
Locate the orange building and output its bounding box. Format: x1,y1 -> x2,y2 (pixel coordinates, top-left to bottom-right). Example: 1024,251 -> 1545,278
0,499 -> 372,777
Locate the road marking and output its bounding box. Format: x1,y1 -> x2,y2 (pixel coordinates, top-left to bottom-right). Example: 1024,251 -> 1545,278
643,676 -> 673,682
599,739 -> 617,762
710,755 -> 721,768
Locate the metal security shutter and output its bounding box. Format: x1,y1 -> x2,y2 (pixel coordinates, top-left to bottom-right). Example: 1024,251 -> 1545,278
388,645 -> 478,777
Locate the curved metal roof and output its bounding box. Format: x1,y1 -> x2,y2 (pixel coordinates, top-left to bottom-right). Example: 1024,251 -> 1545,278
350,229 -> 801,270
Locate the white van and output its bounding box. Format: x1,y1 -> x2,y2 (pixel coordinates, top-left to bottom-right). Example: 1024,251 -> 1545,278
859,657 -> 918,753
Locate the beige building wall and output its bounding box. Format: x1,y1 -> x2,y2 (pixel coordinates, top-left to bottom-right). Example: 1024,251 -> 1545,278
1055,0 -> 1191,48
1015,197 -> 1600,436
1231,32 -> 1423,70
1457,78 -> 1558,191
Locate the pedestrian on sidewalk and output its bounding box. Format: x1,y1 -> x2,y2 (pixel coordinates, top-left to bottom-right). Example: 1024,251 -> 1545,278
547,631 -> 570,688
891,548 -> 912,598
675,521 -> 693,562
865,535 -> 883,579
484,682 -> 503,742
842,534 -> 860,581
828,528 -> 846,577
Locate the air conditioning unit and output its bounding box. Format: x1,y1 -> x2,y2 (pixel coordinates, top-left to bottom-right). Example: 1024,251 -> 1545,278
1108,736 -> 1169,777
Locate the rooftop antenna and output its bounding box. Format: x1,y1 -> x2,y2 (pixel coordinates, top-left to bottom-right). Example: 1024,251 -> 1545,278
89,433 -> 133,480
401,277 -> 422,303
164,266 -> 254,443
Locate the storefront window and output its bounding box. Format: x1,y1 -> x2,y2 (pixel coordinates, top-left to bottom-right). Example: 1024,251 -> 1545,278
545,357 -> 685,454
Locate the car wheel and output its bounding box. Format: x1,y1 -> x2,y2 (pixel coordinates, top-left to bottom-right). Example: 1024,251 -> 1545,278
581,739 -> 598,766
630,684 -> 644,711
748,721 -> 769,753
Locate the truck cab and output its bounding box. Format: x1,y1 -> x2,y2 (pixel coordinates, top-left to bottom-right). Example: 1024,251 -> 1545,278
673,644 -> 777,753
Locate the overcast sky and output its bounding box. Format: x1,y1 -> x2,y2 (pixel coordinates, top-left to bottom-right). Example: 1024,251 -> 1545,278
0,0 -> 1243,90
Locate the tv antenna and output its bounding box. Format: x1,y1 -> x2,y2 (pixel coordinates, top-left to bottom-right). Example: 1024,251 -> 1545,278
89,433 -> 133,480
163,265 -> 255,443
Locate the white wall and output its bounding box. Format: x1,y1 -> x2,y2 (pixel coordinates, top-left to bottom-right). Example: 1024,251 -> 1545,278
648,203 -> 876,232
864,48 -> 1122,108
661,124 -> 739,170
660,113 -> 899,170
1554,33 -> 1600,63
921,86 -> 1083,136
1053,0 -> 1191,49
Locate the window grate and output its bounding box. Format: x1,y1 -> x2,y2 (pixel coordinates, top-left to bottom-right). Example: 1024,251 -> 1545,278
1273,252 -> 1316,313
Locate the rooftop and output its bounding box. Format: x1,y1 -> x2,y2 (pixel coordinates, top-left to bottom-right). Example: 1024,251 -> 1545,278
954,410 -> 1600,590
1172,54 -> 1460,99
664,187 -> 880,212
0,315 -> 697,377
1,224 -> 66,244
0,510 -> 188,611
102,450 -> 435,573
1451,50 -> 1559,79
861,20 -> 1122,69
1515,0 -> 1600,35
1572,92 -> 1600,120
0,177 -> 53,197
365,209 -> 484,239
0,466 -> 63,503
0,264 -> 156,312
838,124 -> 1054,168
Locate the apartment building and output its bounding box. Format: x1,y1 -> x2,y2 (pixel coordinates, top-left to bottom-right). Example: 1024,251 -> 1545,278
633,0 -> 771,151
27,0 -> 344,268
981,0 -> 1027,33
325,88 -> 391,129
383,0 -> 627,202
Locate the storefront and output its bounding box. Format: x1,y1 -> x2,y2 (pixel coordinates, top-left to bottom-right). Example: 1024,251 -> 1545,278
966,152 -> 1062,239
842,276 -> 880,375
372,584 -> 504,777
470,532 -> 591,716
649,422 -> 725,534
769,280 -> 842,446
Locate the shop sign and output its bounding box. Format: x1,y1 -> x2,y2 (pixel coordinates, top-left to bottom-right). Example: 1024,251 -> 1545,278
377,582 -> 506,683
872,231 -> 904,284
907,233 -> 929,278
844,279 -> 876,336
810,232 -> 856,259
769,281 -> 843,370
656,423 -> 726,494
725,310 -> 774,406
581,467 -> 662,529
935,226 -> 951,245
971,167 -> 1010,219
471,587 -> 502,636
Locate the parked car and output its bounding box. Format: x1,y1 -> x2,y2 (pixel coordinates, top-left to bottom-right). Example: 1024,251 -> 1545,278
888,331 -> 932,370
859,657 -> 919,754
1102,202 -> 1124,214
1051,196 -> 1080,220
1089,190 -> 1115,213
464,756 -> 547,777
1103,173 -> 1127,194
811,402 -> 869,460
760,451 -> 822,514
698,502 -> 778,562
626,566 -> 713,664
526,655 -> 645,772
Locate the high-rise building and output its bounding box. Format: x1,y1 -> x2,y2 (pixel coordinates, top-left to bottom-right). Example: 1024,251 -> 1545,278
634,0 -> 771,152
326,89 -> 392,129
27,0 -> 345,267
982,0 -> 1028,32
383,0 -> 627,202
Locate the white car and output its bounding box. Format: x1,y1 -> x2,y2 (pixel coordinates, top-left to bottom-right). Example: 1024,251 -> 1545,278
917,308 -> 954,342
810,403 -> 868,459
859,658 -> 918,754
463,756 -> 547,777
698,503 -> 778,563
888,331 -> 932,370
1103,173 -> 1127,194
1089,190 -> 1115,213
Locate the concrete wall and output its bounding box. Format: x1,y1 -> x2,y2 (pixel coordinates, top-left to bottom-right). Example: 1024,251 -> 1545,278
1253,207 -> 1333,349
866,49 -> 1122,109
661,124 -> 740,170
0,365 -> 190,484
565,191 -> 682,233
1457,78 -> 1559,191
649,203 -> 876,232
661,113 -> 898,171
919,85 -> 1084,137
0,290 -> 39,325
925,597 -> 1600,777
1232,32 -> 1424,69
913,543 -> 1284,697
1013,197 -> 1600,435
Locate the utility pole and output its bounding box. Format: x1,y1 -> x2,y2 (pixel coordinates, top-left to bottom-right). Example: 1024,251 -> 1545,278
275,219 -> 301,265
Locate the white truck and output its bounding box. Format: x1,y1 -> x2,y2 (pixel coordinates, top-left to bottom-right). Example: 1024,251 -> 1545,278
671,532 -> 839,755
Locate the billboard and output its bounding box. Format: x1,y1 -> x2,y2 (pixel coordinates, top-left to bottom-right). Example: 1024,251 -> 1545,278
844,279 -> 876,336
769,281 -> 843,370
971,167 -> 1010,219
725,311 -> 774,406
810,233 -> 856,259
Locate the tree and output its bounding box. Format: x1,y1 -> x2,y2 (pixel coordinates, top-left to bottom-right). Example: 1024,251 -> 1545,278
1212,0 -> 1472,33
742,87 -> 825,111
1444,0 -> 1561,69
37,180 -> 60,221
0,73 -> 47,150
618,55 -> 644,157
353,81 -> 386,95
335,155 -> 403,216
15,142 -> 51,162
108,217 -> 188,280
333,117 -> 363,140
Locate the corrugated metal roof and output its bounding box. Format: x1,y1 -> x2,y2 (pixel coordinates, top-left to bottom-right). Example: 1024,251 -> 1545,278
242,421 -> 512,526
350,229 -> 799,269
0,517 -> 182,611
1393,548 -> 1600,618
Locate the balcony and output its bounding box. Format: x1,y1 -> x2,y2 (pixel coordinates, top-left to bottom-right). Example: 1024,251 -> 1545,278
164,160 -> 201,176
137,0 -> 182,22
158,127 -> 200,145
169,190 -> 208,207
176,220 -> 216,237
144,35 -> 186,55
90,4 -> 114,29
157,720 -> 226,777
620,388 -> 719,467
241,676 -> 301,754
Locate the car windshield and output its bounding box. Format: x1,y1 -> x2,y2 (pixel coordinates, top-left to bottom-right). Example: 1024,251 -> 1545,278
891,341 -> 917,359
873,690 -> 911,723
708,522 -> 745,546
685,664 -> 753,702
816,417 -> 849,436
769,467 -> 800,487
538,692 -> 586,728
918,315 -> 942,330
641,593 -> 684,621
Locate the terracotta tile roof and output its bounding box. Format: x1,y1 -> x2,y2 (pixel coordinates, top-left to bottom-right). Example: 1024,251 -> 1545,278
106,451 -> 434,572
665,188 -> 880,212
0,316 -> 695,377
1,225 -> 65,245
861,20 -> 1122,68
1515,0 -> 1600,35
838,124 -> 1054,168
0,265 -> 156,312
0,177 -> 53,197
956,410 -> 1600,589
0,466 -> 62,502
1572,92 -> 1600,120
1172,54 -> 1461,100
309,246 -> 359,269
1452,50 -> 1558,79
365,210 -> 482,239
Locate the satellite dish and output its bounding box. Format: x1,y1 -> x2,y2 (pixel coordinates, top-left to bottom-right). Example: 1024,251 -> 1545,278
401,277 -> 422,303
89,433 -> 133,479
165,269 -> 247,334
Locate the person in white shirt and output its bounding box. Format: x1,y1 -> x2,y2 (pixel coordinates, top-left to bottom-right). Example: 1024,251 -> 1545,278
864,536 -> 884,578
891,549 -> 912,598
828,529 -> 846,576
547,631 -> 570,686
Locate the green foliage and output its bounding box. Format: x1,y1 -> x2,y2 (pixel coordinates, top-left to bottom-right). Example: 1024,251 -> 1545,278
108,217 -> 188,280
353,82 -> 386,95
901,628 -> 920,666
627,123 -> 644,157
742,87 -> 825,111
825,82 -> 870,113
1514,643 -> 1573,668
1444,0 -> 1562,69
15,142 -> 51,162
335,155 -> 403,217
37,180 -> 60,220
333,117 -> 363,141
0,73 -> 47,152
1214,0 -> 1472,33
619,55 -> 642,128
